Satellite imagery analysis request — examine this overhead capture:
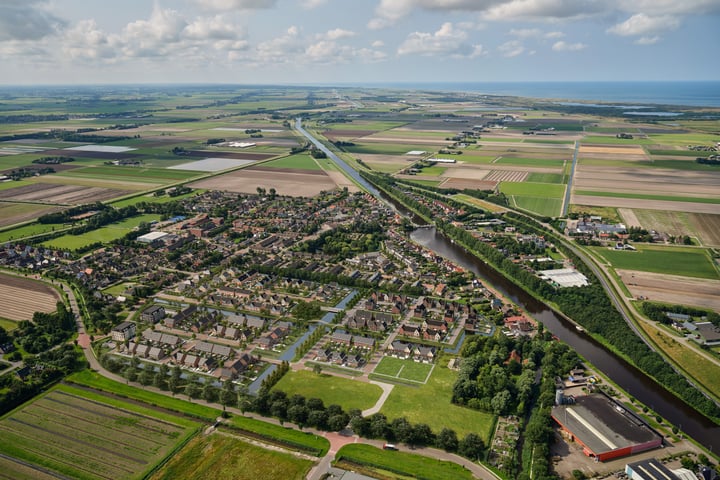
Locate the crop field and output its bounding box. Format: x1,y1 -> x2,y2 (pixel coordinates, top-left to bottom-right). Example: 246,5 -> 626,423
495,157 -> 566,168
620,270 -> 720,312
272,370 -> 382,412
630,209 -> 720,247
59,166 -> 200,183
334,444 -> 474,480
371,357 -> 434,383
380,361 -> 495,439
591,246 -> 718,279
150,433 -> 313,480
418,166 -> 447,176
0,455 -> 61,480
485,170 -> 528,182
0,182 -> 130,205
0,273 -> 60,321
189,166 -> 338,197
0,202 -> 62,228
0,385 -> 199,480
500,181 -> 565,198
343,143 -> 441,155
261,154 -> 322,170
580,136 -> 654,145
512,196 -> 562,217
573,190 -> 720,205
167,158 -> 255,172
527,172 -> 564,183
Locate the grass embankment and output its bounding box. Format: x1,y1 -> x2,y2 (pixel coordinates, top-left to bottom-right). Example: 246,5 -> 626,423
272,370 -> 382,412
334,444 -> 475,480
150,433 -> 314,480
225,415 -> 329,456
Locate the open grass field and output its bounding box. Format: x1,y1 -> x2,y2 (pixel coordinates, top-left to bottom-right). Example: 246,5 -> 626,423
371,357 -> 434,383
453,194 -> 508,213
379,360 -> 495,440
495,157 -> 566,168
580,136 -> 654,145
40,214 -> 161,251
0,222 -> 66,242
227,415 -> 330,456
59,165 -> 200,183
0,317 -> 18,331
334,444 -> 475,480
0,273 -> 60,321
527,172 -> 565,184
0,384 -> 199,480
512,196 -> 563,217
418,166 -> 447,176
0,202 -> 62,228
591,246 -> 719,279
109,190 -> 201,208
261,154 -> 322,171
272,370 -> 382,412
150,433 -> 313,480
500,182 -> 565,198
344,143 -> 439,156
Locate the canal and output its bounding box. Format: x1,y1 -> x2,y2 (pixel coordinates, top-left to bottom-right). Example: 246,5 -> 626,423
410,226 -> 719,452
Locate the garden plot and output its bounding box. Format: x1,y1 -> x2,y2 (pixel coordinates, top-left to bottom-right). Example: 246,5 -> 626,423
168,158 -> 256,172
0,386 -> 197,480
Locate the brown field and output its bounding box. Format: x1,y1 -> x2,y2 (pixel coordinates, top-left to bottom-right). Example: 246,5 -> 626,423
579,145 -> 646,155
571,195 -> 720,214
630,209 -> 720,247
325,171 -> 360,192
442,178 -> 498,190
574,166 -> 720,199
484,170 -> 528,182
189,167 -> 337,197
187,151 -> 276,161
440,167 -> 490,180
359,136 -> 446,146
0,183 -> 129,205
618,208 -> 641,228
322,129 -> 378,139
618,269 -> 720,311
0,203 -> 63,228
0,273 -> 60,321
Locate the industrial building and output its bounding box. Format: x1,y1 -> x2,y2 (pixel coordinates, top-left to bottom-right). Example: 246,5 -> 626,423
625,458 -> 696,480
552,394 -> 663,462
136,231 -> 169,244
539,268 -> 589,288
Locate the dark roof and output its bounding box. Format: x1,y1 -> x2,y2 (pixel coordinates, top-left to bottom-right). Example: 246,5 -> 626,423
626,459 -> 680,480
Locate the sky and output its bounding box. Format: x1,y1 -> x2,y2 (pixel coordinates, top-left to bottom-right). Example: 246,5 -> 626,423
1,0 -> 719,85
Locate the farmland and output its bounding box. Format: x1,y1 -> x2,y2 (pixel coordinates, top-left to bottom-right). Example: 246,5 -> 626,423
272,370 -> 382,412
188,166 -> 338,197
150,433 -> 313,480
0,385 -> 199,480
590,245 -> 719,279
0,273 -> 60,321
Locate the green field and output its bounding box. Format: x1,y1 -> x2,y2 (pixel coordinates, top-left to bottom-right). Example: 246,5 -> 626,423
0,384 -> 199,480
418,166 -> 447,176
41,213 -> 161,250
151,433 -> 313,480
0,222 -> 66,242
344,143 -> 441,155
334,444 -> 474,480
110,190 -> 202,208
500,182 -> 565,198
380,361 -> 495,440
495,157 -> 566,167
261,154 -> 322,170
573,190 -> 720,205
272,370 -> 382,412
371,357 -> 434,383
226,416 -> 330,456
59,166 -> 200,183
581,135 -> 654,145
526,172 -> 565,184
0,318 -> 18,331
590,245 -> 719,279
512,196 -> 563,217
647,149 -> 705,157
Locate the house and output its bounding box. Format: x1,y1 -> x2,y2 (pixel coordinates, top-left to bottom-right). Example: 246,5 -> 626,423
256,336 -> 274,350
346,354 -> 363,368
399,324 -> 421,337
423,328 -> 443,342
695,322 -> 720,346
331,331 -> 352,345
148,346 -> 165,360
353,336 -> 375,349
140,305 -> 166,323
316,348 -> 331,362
423,319 -> 448,332
111,321 -> 136,342
330,351 -> 347,365
388,340 -> 413,358
414,345 -> 436,362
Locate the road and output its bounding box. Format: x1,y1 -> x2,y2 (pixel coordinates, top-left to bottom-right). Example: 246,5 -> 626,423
561,140 -> 579,217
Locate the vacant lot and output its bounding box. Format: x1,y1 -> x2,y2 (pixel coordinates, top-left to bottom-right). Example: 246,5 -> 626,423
0,385 -> 198,480
619,270 -> 720,311
0,273 -> 60,321
591,246 -> 718,279
150,433 -> 313,480
272,370 -> 382,412
189,167 -> 337,197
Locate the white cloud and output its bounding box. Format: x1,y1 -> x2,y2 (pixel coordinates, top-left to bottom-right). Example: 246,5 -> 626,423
545,31 -> 565,38
498,40 -> 525,57
397,22 -> 480,58
0,0 -> 66,41
301,0 -> 328,8
607,13 -> 680,37
324,28 -> 356,40
196,0 -> 278,11
371,40 -> 385,47
635,36 -> 660,45
552,40 -> 587,51
509,28 -> 542,37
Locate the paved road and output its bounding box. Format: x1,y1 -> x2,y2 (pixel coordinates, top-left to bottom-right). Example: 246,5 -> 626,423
561,140 -> 579,217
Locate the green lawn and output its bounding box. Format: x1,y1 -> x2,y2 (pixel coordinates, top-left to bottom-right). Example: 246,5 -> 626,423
380,360 -> 495,440
372,357 -> 434,383
512,196 -> 563,217
150,434 -> 313,480
0,318 -> 18,331
590,245 -> 719,279
418,166 -> 447,176
334,444 -> 474,480
261,154 -> 322,171
500,182 -> 565,198
272,370 -> 382,412
573,190 -> 720,205
495,157 -> 566,167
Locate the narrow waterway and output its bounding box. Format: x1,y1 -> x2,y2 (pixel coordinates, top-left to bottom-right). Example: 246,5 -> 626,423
411,226 -> 719,452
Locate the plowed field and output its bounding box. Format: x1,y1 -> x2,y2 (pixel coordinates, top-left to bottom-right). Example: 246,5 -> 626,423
0,273 -> 60,321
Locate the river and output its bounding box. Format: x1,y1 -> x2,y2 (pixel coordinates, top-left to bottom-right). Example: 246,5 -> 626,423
410,226 -> 719,452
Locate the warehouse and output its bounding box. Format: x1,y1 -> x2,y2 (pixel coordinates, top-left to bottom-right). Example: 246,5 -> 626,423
552,394 -> 662,462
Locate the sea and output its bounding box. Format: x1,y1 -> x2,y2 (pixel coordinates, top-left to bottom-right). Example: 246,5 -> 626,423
357,81 -> 720,108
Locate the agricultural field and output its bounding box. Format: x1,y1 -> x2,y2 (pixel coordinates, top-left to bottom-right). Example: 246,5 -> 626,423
188,166 -> 338,197
0,202 -> 63,228
621,270 -> 720,312
371,356 -> 434,383
629,209 -> 720,247
150,433 -> 314,480
379,360 -> 495,440
0,182 -> 130,205
590,245 -> 719,280
0,385 -> 199,480
334,444 -> 475,480
512,196 -> 563,217
0,273 -> 60,321
272,370 -> 382,412
261,154 -> 322,170
0,222 -> 67,242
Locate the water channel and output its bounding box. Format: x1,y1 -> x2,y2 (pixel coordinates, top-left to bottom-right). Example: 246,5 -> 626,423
410,226 -> 719,452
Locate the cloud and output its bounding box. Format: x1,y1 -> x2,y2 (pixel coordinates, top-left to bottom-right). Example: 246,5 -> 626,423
397,22 -> 481,58
498,40 -> 525,57
635,36 -> 660,45
509,28 -> 542,38
0,0 -> 66,41
371,40 -> 385,47
196,0 -> 278,11
607,13 -> 680,37
552,40 -> 587,51
324,28 -> 356,40
301,0 -> 328,8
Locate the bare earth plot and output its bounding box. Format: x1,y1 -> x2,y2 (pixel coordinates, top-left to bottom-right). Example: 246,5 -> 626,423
571,195 -> 719,214
579,145 -> 646,156
618,269 -> 720,311
440,166 -> 491,180
442,178 -> 498,190
0,273 -> 60,321
484,170 -> 529,182
189,167 -> 338,197
0,183 -> 129,205
618,208 -> 642,228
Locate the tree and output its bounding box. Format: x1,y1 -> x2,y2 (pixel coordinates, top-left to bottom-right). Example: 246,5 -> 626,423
458,433 -> 485,461
328,413 -> 350,432
436,428 -> 459,452
220,379 -> 236,408
203,383 -> 218,403
313,364 -> 323,375
138,367 -> 154,386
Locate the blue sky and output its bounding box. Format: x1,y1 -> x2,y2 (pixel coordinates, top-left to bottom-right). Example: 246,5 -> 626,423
1,0 -> 718,84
